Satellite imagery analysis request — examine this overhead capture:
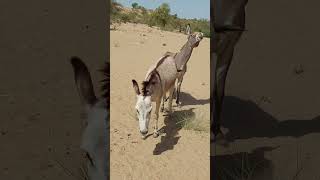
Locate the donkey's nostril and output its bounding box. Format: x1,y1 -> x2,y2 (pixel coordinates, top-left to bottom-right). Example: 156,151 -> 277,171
140,130 -> 148,135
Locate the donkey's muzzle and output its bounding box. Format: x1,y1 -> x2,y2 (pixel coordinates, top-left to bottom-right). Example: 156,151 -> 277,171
140,130 -> 148,135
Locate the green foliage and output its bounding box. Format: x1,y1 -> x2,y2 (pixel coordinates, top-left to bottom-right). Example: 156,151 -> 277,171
110,2 -> 210,37
110,0 -> 123,22
150,3 -> 171,27
132,2 -> 138,9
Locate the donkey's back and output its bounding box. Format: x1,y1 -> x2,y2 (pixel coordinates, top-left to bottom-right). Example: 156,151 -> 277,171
146,55 -> 178,95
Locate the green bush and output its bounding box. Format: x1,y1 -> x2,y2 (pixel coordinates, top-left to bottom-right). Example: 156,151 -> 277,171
132,2 -> 138,9
110,2 -> 210,37
148,3 -> 171,28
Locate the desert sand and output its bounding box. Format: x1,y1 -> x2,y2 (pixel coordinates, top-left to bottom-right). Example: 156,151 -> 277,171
110,23 -> 210,180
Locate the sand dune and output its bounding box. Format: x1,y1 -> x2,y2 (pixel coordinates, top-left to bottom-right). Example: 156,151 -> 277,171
110,23 -> 210,180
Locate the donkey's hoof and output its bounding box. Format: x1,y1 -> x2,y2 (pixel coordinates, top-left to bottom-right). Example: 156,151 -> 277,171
212,132 -> 229,147
141,135 -> 147,140
153,131 -> 159,138
176,101 -> 182,107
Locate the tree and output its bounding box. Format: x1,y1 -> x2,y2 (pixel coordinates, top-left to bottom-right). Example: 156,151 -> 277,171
150,3 -> 171,28
132,2 -> 138,9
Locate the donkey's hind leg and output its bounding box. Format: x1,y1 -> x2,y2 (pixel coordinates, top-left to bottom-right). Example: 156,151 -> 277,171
165,87 -> 176,102
176,77 -> 183,106
160,94 -> 166,112
168,86 -> 175,113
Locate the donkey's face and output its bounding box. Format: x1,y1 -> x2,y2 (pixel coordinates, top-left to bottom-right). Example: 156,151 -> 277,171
81,100 -> 107,180
132,80 -> 152,138
70,57 -> 107,180
188,32 -> 204,48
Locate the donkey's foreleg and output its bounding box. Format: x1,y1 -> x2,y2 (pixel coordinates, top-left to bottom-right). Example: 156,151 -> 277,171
153,99 -> 161,138
212,50 -> 233,140
212,31 -> 242,141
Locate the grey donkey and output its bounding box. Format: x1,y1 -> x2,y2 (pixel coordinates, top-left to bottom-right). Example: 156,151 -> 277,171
132,32 -> 203,139
70,57 -> 109,180
162,26 -> 204,109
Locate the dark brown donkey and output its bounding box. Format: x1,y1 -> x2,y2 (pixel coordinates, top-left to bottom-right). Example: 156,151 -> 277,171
211,0 -> 248,141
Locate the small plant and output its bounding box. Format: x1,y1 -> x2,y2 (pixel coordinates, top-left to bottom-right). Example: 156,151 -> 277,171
215,154 -> 263,180
132,2 -> 138,9
175,111 -> 208,132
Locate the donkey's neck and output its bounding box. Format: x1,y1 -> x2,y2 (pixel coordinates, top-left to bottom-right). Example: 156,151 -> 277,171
175,42 -> 194,70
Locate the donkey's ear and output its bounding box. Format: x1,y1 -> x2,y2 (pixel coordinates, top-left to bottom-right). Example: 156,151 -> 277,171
186,24 -> 192,35
70,56 -> 97,106
132,80 -> 140,95
186,24 -> 192,39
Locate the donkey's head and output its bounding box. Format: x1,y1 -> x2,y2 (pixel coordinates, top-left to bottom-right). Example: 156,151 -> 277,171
132,72 -> 158,139
187,26 -> 204,48
70,57 -> 108,180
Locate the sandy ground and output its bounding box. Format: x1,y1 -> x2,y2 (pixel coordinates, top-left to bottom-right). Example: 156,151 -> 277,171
110,23 -> 210,180
0,1 -> 108,179
212,0 -> 320,179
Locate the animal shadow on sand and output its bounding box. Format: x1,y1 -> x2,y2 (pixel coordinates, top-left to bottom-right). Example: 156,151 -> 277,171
212,146 -> 276,180
178,92 -> 210,106
153,108 -> 195,155
221,96 -> 320,141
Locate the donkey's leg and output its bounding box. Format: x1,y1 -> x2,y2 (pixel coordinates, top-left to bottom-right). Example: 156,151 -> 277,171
153,99 -> 161,138
176,77 -> 183,106
212,31 -> 242,141
212,53 -> 232,139
165,90 -> 174,102
161,94 -> 165,112
168,86 -> 175,113
176,66 -> 186,106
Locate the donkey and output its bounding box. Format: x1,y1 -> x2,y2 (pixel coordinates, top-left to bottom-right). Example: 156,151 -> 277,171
132,32 -> 203,139
70,57 -> 109,180
162,28 -> 204,108
186,24 -> 191,35
211,0 -> 248,141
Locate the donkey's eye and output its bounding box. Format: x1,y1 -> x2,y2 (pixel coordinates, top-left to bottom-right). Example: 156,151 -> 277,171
136,110 -> 139,114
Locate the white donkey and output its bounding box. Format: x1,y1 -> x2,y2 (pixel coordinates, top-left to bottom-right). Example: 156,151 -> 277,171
132,32 -> 203,139
70,57 -> 109,180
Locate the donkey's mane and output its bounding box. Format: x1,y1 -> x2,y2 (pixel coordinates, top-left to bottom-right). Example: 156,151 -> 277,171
141,80 -> 150,96
141,72 -> 159,96
100,62 -> 110,108
141,55 -> 169,96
